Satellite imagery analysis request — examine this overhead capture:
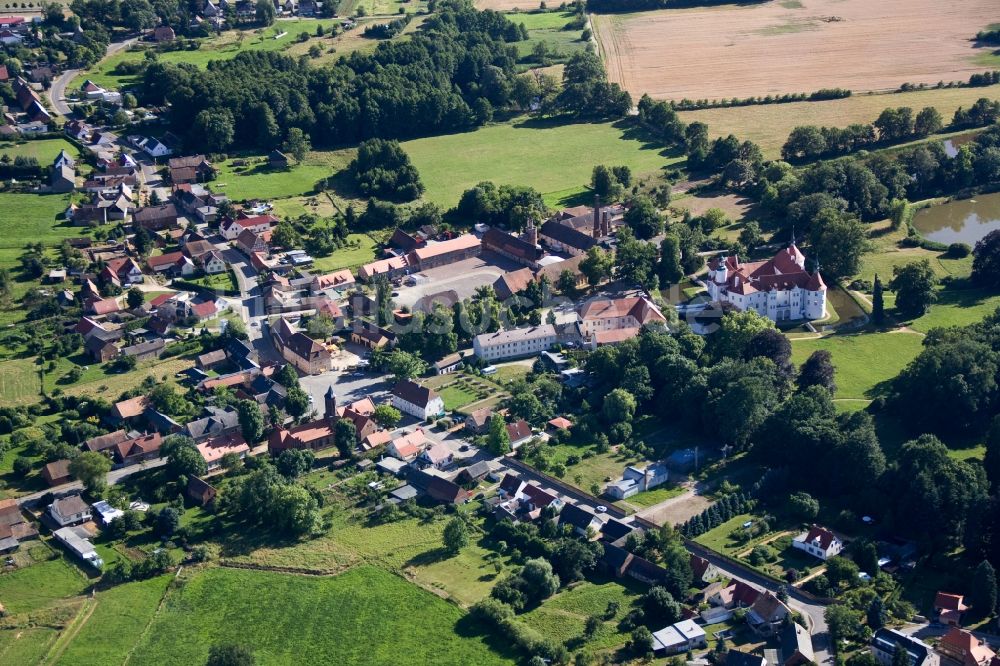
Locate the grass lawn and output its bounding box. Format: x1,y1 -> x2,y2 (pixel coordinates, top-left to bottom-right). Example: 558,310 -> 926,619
310,234 -> 378,273
214,150 -> 351,202
788,331 -> 925,401
0,192 -> 76,269
523,577 -> 641,652
678,84 -> 1000,159
189,269 -> 238,293
0,627 -> 60,665
0,555 -> 90,615
626,484 -> 686,508
693,513 -> 759,556
547,444 -> 644,496
127,566 -> 514,665
402,117 -> 681,208
508,11 -> 587,69
54,574 -> 172,666
906,287 -> 1000,333
0,138 -> 80,164
421,372 -> 506,412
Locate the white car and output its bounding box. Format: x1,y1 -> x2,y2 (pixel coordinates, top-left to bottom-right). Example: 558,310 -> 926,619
595,505 -> 608,513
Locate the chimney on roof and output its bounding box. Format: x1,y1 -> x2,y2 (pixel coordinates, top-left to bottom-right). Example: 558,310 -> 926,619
593,195 -> 601,239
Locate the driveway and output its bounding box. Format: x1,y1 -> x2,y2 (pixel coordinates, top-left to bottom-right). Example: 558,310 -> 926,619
15,458 -> 167,508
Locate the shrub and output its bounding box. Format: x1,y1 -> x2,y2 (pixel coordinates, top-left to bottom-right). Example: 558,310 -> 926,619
947,242 -> 972,258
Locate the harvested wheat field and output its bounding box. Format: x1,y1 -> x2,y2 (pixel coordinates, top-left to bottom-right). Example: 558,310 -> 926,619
475,0 -> 545,10
594,0 -> 998,101
678,83 -> 1000,158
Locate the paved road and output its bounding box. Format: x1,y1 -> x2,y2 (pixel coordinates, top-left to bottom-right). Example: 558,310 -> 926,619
15,459 -> 167,508
688,543 -> 832,664
48,37 -> 138,116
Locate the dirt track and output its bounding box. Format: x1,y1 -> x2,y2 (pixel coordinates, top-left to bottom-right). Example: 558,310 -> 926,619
593,0 -> 999,100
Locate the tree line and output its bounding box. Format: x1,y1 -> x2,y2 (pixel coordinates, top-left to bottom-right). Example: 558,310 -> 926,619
586,0 -> 765,14
139,2 -> 630,153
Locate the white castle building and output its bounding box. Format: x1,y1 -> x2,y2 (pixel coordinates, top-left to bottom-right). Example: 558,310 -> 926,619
705,244 -> 827,322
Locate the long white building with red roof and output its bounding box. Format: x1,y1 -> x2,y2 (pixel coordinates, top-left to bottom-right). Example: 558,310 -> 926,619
705,244 -> 827,322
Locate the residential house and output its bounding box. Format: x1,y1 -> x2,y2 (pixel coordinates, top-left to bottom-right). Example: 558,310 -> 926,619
418,442 -> 454,470
506,419 -> 533,449
607,462 -> 669,500
201,250 -> 226,275
388,429 -> 432,461
311,269 -> 355,294
49,494 -> 92,527
197,432 -> 250,471
42,459 -> 73,486
84,430 -> 129,453
938,628 -> 995,666
53,526 -> 103,569
85,336 -> 118,362
102,257 -> 144,286
455,460 -> 497,485
112,432 -> 163,466
934,593 -> 969,627
268,419 -> 335,455
140,136 -> 173,158
221,214 -> 277,241
651,620 -> 707,656
235,228 -> 271,257
391,380 -> 445,420
133,203 -> 179,231
464,407 -> 493,435
746,592 -> 790,636
779,622 -> 815,666
691,555 -> 719,584
168,155 -> 215,184
539,217 -> 599,256
186,476 -> 217,506
407,467 -> 470,505
559,503 -> 602,538
153,25 -> 176,42
792,525 -> 844,561
407,234 -> 481,270
272,318 -> 332,375
705,244 -> 827,323
871,629 -> 938,666
147,251 -> 195,276
109,396 -> 150,424
472,324 -> 558,361
185,406 -> 240,441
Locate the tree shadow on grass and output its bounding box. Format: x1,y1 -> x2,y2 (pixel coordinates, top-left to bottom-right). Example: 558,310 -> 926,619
453,614 -> 523,661
404,546 -> 451,568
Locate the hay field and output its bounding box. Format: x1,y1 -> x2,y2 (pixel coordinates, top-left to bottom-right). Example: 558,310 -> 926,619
677,83 -> 1000,158
476,0 -> 546,10
594,0 -> 998,100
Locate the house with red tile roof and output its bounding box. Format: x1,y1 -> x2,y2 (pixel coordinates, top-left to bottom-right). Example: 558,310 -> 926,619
939,627 -> 995,666
792,525 -> 843,561
706,243 -> 827,322
221,214 -> 277,241
85,296 -> 121,316
577,295 -> 666,346
112,432 -> 163,465
935,592 -> 970,627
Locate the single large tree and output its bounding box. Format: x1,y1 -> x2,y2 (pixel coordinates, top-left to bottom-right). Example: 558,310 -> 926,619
207,643 -> 256,666
798,349 -> 836,393
872,273 -> 885,323
971,560 -> 998,616
334,420 -> 356,459
890,259 -> 938,317
973,230 -> 1000,289
809,208 -> 869,279
658,234 -> 684,287
69,451 -> 111,494
442,516 -> 469,555
623,196 -> 663,240
237,399 -> 265,443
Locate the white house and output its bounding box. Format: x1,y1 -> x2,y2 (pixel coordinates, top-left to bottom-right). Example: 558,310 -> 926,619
201,250 -> 226,275
606,462 -> 669,500
221,214 -> 277,241
391,380 -> 445,420
141,137 -> 173,159
53,526 -> 103,569
49,494 -> 92,526
418,442 -> 453,469
792,525 -> 844,561
387,429 -> 432,461
473,324 -> 558,362
652,620 -> 707,655
705,243 -> 827,323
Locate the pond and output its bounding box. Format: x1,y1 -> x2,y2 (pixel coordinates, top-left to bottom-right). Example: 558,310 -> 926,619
911,192 -> 1000,245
